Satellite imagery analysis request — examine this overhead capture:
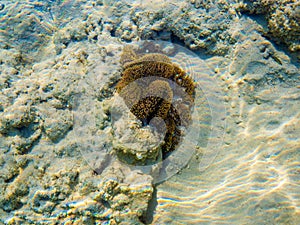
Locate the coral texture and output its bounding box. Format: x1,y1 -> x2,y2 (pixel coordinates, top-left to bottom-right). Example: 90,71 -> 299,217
116,45 -> 196,159
237,0 -> 300,52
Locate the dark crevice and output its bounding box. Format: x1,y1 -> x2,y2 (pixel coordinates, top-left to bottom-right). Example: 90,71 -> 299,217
92,35 -> 98,41
4,172 -> 19,183
16,124 -> 37,139
240,14 -> 300,66
68,171 -> 80,190
170,31 -> 185,47
260,33 -> 300,66
19,132 -> 42,155
169,31 -> 214,59
110,28 -> 116,37
121,38 -> 133,43
97,74 -> 121,102
93,154 -> 113,175
2,199 -> 23,212
0,3 -> 5,11
139,185 -> 158,224
243,13 -> 269,29
100,199 -> 111,209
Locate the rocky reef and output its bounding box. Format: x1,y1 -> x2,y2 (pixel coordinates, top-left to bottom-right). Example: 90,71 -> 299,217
237,0 -> 300,53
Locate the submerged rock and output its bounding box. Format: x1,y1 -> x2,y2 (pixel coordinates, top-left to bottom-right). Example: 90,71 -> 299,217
43,109 -> 73,142
237,0 -> 300,53
94,161 -> 153,225
110,95 -> 165,165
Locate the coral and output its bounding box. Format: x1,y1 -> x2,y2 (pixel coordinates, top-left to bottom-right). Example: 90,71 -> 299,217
52,18 -> 87,54
94,161 -> 153,224
31,169 -> 79,214
43,109 -> 73,142
116,45 -> 196,160
0,103 -> 36,134
115,20 -> 138,41
237,0 -> 300,52
128,1 -> 237,55
0,95 -> 42,154
0,1 -> 87,56
129,79 -> 173,123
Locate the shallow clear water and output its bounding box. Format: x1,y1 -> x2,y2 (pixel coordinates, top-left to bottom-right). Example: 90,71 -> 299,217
0,1 -> 299,224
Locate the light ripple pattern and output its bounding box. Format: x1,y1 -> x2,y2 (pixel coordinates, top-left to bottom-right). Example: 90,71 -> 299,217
153,54 -> 300,225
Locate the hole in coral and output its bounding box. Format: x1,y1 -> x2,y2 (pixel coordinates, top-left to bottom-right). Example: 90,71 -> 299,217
110,28 -> 116,37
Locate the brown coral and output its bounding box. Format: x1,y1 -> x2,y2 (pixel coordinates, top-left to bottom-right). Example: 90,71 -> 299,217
116,46 -> 196,158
